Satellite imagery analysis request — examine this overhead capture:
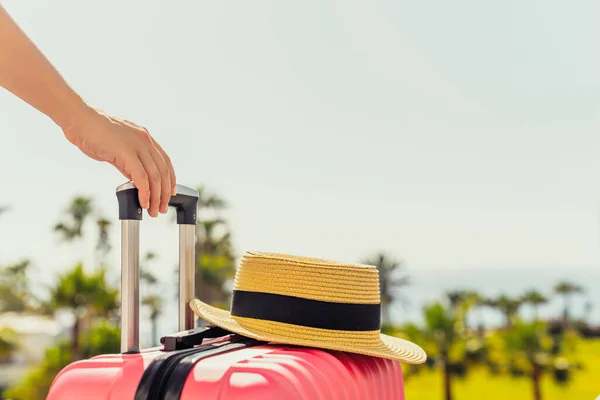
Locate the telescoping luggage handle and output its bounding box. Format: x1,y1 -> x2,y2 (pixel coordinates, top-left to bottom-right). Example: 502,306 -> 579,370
116,182 -> 199,353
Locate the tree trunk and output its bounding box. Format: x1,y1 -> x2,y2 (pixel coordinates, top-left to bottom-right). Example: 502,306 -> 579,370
504,313 -> 512,329
562,309 -> 568,327
382,302 -> 391,327
443,362 -> 453,400
532,366 -> 542,400
477,323 -> 485,338
563,294 -> 570,328
151,316 -> 157,346
71,317 -> 81,360
477,309 -> 485,337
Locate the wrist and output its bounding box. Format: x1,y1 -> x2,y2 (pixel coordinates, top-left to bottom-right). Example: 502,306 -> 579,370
51,90 -> 92,131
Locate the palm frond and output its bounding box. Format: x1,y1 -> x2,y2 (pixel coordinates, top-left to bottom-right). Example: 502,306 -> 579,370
96,217 -> 111,255
391,275 -> 411,287
197,186 -> 227,209
554,281 -> 584,295
140,269 -> 158,285
144,252 -> 158,262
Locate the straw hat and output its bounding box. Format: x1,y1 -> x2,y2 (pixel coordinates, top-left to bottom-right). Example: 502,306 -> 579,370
189,251 -> 427,363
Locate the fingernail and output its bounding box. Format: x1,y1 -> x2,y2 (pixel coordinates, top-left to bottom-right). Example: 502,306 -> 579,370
172,187 -> 177,196
160,205 -> 168,214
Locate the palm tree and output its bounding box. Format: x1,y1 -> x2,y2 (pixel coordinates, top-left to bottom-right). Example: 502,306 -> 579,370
465,291 -> 487,335
445,290 -> 483,333
553,281 -> 584,326
0,260 -> 33,312
142,295 -> 163,346
521,290 -> 548,322
583,300 -> 593,323
422,302 -> 460,400
48,264 -> 119,360
54,196 -> 94,265
0,206 -> 9,223
140,252 -> 159,286
197,186 -> 227,211
95,217 -> 111,266
505,322 -> 546,400
140,252 -> 163,345
190,187 -> 236,308
55,197 -> 112,265
80,320 -> 121,358
54,197 -> 93,241
362,253 -> 410,326
198,219 -> 230,254
194,248 -> 236,308
498,321 -> 576,400
446,291 -> 468,312
0,325 -> 19,363
488,295 -> 524,328
444,290 -> 468,333
0,207 -> 21,312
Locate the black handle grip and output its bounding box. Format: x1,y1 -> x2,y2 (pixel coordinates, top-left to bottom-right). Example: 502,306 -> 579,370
116,182 -> 199,225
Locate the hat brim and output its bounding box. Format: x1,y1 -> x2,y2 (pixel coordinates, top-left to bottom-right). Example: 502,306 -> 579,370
189,299 -> 427,364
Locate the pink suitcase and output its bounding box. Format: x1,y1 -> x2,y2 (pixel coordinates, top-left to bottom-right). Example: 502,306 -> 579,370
47,183 -> 406,400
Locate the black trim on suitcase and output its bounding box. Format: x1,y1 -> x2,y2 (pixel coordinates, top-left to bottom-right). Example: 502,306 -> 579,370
134,334 -> 264,400
163,338 -> 264,400
134,346 -> 207,400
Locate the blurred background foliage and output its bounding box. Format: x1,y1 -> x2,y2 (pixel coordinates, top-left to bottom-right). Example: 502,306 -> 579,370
0,189 -> 598,400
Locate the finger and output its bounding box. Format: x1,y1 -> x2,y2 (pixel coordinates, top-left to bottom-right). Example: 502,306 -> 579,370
111,162 -> 132,180
120,155 -> 150,210
148,144 -> 171,214
150,136 -> 176,196
138,150 -> 162,217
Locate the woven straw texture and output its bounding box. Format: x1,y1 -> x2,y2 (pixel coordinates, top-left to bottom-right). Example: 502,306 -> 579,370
189,251 -> 427,364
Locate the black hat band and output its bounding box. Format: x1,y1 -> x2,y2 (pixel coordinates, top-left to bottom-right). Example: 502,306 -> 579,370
230,290 -> 381,331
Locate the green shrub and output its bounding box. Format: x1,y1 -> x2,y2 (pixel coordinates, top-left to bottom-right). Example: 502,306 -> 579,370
4,319 -> 120,400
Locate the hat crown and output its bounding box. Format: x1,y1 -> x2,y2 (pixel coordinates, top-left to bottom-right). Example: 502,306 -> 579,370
233,251 -> 381,305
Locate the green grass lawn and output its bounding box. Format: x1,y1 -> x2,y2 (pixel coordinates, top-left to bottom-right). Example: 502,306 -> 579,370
404,339 -> 600,400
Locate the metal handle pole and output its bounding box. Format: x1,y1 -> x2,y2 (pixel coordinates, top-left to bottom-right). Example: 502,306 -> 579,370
121,220 -> 140,353
179,224 -> 196,331
117,181 -> 198,351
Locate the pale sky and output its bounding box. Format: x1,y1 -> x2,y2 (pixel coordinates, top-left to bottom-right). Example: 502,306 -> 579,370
1,0 -> 600,307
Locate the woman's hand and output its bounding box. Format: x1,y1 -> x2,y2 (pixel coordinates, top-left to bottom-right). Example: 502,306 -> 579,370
62,105 -> 176,217
0,4 -> 176,216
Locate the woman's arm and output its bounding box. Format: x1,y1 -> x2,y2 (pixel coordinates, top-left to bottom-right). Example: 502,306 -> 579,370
0,3 -> 84,128
0,4 -> 175,217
